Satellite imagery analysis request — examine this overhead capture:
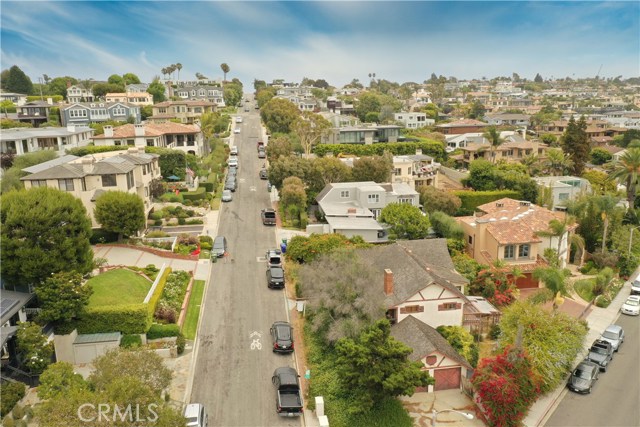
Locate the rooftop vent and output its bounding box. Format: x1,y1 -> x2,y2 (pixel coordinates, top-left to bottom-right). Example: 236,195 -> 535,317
519,201 -> 531,207
496,202 -> 504,207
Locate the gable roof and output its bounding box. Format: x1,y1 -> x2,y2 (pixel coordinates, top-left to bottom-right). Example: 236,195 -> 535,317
390,316 -> 471,368
92,122 -> 199,139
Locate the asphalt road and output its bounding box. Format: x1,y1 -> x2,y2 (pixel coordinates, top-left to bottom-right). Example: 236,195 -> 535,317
190,103 -> 302,427
545,308 -> 640,427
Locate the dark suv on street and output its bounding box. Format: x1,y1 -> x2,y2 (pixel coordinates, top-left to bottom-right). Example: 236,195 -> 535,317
586,339 -> 613,372
270,321 -> 294,353
267,266 -> 285,289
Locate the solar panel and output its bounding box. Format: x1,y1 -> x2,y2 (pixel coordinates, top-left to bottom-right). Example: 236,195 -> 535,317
0,298 -> 19,318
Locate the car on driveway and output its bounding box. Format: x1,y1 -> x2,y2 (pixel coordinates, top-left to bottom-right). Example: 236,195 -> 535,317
586,339 -> 614,372
567,360 -> 599,394
267,266 -> 285,289
631,278 -> 640,295
221,190 -> 233,202
621,295 -> 640,316
270,321 -> 294,353
599,324 -> 624,352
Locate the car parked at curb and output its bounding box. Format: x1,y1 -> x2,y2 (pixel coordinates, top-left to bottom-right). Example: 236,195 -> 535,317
599,325 -> 624,352
270,321 -> 294,353
621,295 -> 640,316
221,190 -> 233,202
184,403 -> 208,427
586,339 -> 614,372
631,278 -> 640,295
266,249 -> 282,267
567,360 -> 599,394
267,266 -> 285,289
230,146 -> 238,155
224,177 -> 237,192
259,169 -> 268,180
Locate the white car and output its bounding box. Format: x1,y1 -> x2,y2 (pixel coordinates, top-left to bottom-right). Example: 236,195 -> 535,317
221,190 -> 233,202
230,146 -> 238,155
631,279 -> 640,295
235,117 -> 243,123
621,295 -> 640,316
184,403 -> 207,427
234,128 -> 240,134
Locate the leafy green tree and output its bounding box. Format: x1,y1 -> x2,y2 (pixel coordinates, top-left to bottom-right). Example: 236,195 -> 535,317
1,187 -> 93,286
534,73 -> 544,83
38,362 -> 88,400
561,115 -> 590,175
220,63 -> 230,82
307,157 -> 352,195
0,99 -> 17,113
582,170 -> 617,194
463,159 -> 496,190
5,65 -> 33,94
253,79 -> 267,92
419,186 -> 461,215
609,147 -> 640,208
280,176 -> 307,222
108,74 -> 124,85
335,320 -> 433,413
122,73 -> 141,85
260,97 -> 300,134
94,191 -> 145,240
267,156 -> 312,191
90,348 -> 172,393
352,154 -> 392,183
223,81 -> 243,107
429,211 -> 464,240
618,129 -> 640,148
16,322 -> 54,373
451,253 -> 484,282
544,147 -> 574,176
286,233 -> 370,264
292,111 -> 332,157
255,86 -> 276,107
48,76 -> 78,98
355,92 -> 381,122
467,99 -> 486,119
379,203 -> 431,240
266,135 -> 293,162
590,147 -> 613,165
1,149 -> 58,193
147,78 -> 166,103
567,194 -> 624,253
92,82 -> 125,98
35,271 -> 93,324
436,325 -> 478,367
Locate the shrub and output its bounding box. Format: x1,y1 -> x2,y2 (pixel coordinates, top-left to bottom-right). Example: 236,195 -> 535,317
120,334 -> 142,348
176,333 -> 186,355
11,405 -> 24,420
178,217 -> 186,225
147,323 -> 181,339
185,219 -> 204,225
299,211 -> 308,229
453,189 -> 521,216
154,304 -> 178,324
154,219 -> 163,226
199,235 -> 213,245
199,181 -> 214,192
89,228 -> 119,244
200,242 -> 212,250
182,187 -> 207,201
78,304 -> 151,334
149,212 -> 163,220
0,381 -> 26,417
147,267 -> 172,319
3,416 -> 15,427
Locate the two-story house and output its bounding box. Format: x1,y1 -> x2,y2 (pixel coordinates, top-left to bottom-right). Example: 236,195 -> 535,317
456,198 -> 576,288
147,100 -> 216,124
16,100 -> 56,127
0,91 -> 28,106
322,124 -> 401,145
394,112 -> 434,129
457,137 -> 546,167
60,102 -> 141,126
533,176 -> 592,211
66,85 -> 95,103
171,85 -> 224,106
92,122 -> 206,156
105,92 -> 153,106
311,181 -> 419,242
0,125 -> 94,156
20,147 -> 160,227
391,149 -> 440,190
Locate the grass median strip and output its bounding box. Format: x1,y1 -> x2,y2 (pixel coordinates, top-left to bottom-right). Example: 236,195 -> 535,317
182,279 -> 205,340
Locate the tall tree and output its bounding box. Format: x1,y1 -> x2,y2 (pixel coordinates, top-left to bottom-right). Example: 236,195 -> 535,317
175,63 -> 182,80
308,157 -> 352,194
220,63 -> 230,82
265,135 -> 293,162
544,147 -> 574,176
147,78 -> 166,103
5,65 -> 33,94
94,191 -> 145,241
561,115 -> 590,175
122,73 -> 141,85
609,147 -> 640,208
379,203 -> 431,240
35,271 -> 93,324
292,111 -> 332,157
1,187 -> 93,287
260,97 -> 301,134
352,154 -> 392,183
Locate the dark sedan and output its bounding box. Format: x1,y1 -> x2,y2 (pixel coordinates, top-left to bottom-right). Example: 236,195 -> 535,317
567,360 -> 599,394
270,321 -> 294,353
267,266 -> 285,289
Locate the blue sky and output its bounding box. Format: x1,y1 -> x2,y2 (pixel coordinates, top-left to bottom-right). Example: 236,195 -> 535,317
1,1 -> 638,87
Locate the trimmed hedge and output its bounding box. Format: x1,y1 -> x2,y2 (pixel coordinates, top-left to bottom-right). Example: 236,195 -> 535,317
182,187 -> 207,201
67,145 -> 128,157
313,141 -> 446,161
147,267 -> 172,320
0,382 -> 26,417
199,181 -> 215,192
147,323 -> 181,339
453,189 -> 521,216
77,304 -> 151,334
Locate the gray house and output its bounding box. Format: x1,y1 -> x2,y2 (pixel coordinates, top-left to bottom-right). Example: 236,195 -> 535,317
311,181 -> 419,242
60,102 -> 141,126
533,176 -> 592,211
172,85 -> 224,106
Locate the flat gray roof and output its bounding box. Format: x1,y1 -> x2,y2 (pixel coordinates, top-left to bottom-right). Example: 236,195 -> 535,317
74,332 -> 122,344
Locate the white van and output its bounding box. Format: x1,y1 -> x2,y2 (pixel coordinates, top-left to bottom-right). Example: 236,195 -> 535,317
184,403 -> 208,427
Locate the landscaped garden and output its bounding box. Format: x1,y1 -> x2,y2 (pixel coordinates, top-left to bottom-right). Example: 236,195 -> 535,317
86,268 -> 152,307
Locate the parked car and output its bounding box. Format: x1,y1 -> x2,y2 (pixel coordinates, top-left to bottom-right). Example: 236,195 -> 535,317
586,339 -> 614,372
234,128 -> 240,134
270,321 -> 294,353
184,403 -> 208,427
228,158 -> 238,169
227,167 -> 237,178
631,278 -> 640,295
236,117 -> 243,123
221,190 -> 233,202
230,146 -> 238,155
259,169 -> 268,180
621,295 -> 640,316
567,360 -> 599,394
258,148 -> 266,159
261,208 -> 276,225
266,249 -> 282,267
224,178 -> 237,192
599,325 -> 624,352
272,367 -> 303,417
211,236 -> 227,258
267,266 -> 285,289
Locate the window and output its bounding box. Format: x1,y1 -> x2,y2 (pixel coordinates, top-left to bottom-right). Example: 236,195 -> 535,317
368,194 -> 380,204
126,171 -> 134,189
468,235 -> 473,244
400,305 -> 424,314
558,193 -> 569,200
398,197 -> 413,204
438,302 -> 461,311
69,109 -> 87,118
81,178 -> 87,191
340,190 -> 350,198
371,208 -> 381,219
146,139 -> 154,147
102,174 -> 117,187
518,244 -> 530,258
504,245 -> 515,259
112,107 -> 126,116
127,139 -> 134,146
58,179 -> 74,191
393,168 -> 401,176
31,179 -> 47,188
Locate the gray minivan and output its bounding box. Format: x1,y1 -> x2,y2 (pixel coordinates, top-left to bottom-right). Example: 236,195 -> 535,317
212,236 -> 227,258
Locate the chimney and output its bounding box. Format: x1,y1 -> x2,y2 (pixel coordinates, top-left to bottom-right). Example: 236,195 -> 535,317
383,269 -> 394,296
415,148 -> 422,156
347,207 -> 357,216
47,97 -> 53,105
134,124 -> 145,137
103,125 -> 114,137
80,156 -> 95,173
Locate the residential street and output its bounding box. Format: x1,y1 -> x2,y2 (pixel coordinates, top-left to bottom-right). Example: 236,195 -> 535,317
189,106 -> 302,426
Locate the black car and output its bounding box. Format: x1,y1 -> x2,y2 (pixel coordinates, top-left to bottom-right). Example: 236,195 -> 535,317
259,169 -> 268,180
567,360 -> 599,394
586,339 -> 614,372
270,321 -> 294,353
267,266 -> 285,289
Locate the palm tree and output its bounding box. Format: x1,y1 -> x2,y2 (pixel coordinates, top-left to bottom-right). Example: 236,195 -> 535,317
176,63 -> 182,80
483,126 -> 504,163
570,233 -> 586,267
609,147 -> 640,209
161,67 -> 167,80
533,267 -> 569,311
220,63 -> 230,82
545,147 -> 574,176
521,153 -> 540,175
536,218 -> 571,266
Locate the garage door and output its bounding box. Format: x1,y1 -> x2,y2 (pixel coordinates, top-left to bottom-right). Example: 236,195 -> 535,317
434,367 -> 461,391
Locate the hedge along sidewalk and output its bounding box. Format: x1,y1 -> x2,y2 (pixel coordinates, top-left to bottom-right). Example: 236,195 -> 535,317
182,280 -> 205,340
177,276 -> 195,328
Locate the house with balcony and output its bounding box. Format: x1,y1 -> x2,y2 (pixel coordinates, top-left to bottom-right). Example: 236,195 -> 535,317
394,112 -> 434,129
147,100 -> 216,124
533,176 -> 592,211
456,198 -> 576,288
20,147 -> 160,227
60,102 -> 141,126
105,92 -> 153,106
0,125 -> 94,156
456,137 -> 546,167
92,122 -> 206,156
15,100 -> 56,127
391,149 -> 440,190
66,85 -> 94,103
310,181 -> 419,243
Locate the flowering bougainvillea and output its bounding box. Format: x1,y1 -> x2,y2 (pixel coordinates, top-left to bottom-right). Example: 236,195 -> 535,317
472,345 -> 541,427
468,268 -> 518,307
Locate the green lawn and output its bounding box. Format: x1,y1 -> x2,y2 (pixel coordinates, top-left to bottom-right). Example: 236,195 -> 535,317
87,269 -> 152,307
182,280 -> 206,340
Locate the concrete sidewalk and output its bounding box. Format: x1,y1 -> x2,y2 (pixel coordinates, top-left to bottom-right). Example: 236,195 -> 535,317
524,271 -> 638,427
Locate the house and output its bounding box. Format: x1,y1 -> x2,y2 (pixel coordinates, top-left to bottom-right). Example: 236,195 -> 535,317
0,92 -> 28,106
533,176 -> 592,211
171,85 -> 225,106
435,119 -> 489,135
105,92 -> 153,106
147,100 -> 216,124
92,122 -> 207,156
484,113 -> 531,127
354,239 -> 500,335
391,316 -> 472,391
60,102 -> 141,126
311,181 -> 419,243
457,138 -> 546,167
456,198 -> 576,287
322,124 -> 401,144
16,100 -> 56,127
1,289 -> 37,374
0,125 -> 94,156
66,85 -> 94,103
20,147 -> 160,227
391,149 -> 440,190
394,112 -> 434,129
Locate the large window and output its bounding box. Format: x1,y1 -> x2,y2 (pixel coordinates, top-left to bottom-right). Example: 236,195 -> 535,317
518,244 -> 530,258
398,197 -> 413,204
69,109 -> 87,118
102,174 -> 117,187
31,179 -> 47,188
58,179 -> 74,191
340,190 -> 350,198
368,194 -> 380,204
126,171 -> 134,189
504,245 -> 515,259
